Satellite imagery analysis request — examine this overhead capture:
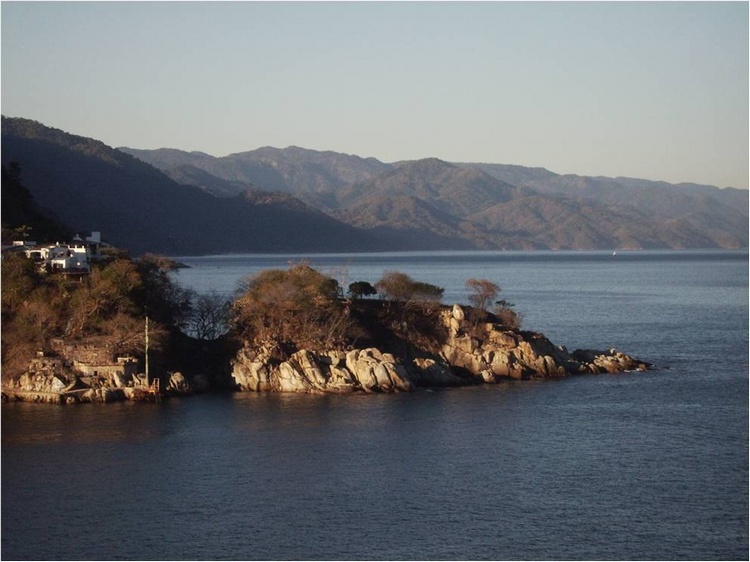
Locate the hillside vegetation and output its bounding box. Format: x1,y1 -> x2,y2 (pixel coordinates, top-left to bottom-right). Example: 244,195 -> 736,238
2,248 -> 518,391
1,252 -> 188,377
1,162 -> 72,244
231,263 -> 519,359
1,118 -> 381,255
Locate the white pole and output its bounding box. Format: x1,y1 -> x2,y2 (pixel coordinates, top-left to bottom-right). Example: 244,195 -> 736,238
145,314 -> 150,386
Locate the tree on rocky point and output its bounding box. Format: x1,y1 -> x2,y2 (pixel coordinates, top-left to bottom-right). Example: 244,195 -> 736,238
465,278 -> 500,311
232,263 -> 351,349
375,271 -> 444,304
348,281 -> 377,300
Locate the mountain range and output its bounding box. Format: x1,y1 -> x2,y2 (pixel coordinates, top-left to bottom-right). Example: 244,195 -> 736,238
1,118 -> 380,255
2,116 -> 747,255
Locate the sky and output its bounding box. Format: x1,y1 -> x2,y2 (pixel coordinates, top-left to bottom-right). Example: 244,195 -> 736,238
2,1 -> 748,189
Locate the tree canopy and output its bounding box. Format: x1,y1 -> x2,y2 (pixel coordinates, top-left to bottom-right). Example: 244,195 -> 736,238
375,271 -> 444,304
232,263 -> 351,349
0,253 -> 194,378
348,281 -> 377,299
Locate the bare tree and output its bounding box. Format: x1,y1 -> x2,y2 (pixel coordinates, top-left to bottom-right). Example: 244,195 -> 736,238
188,291 -> 230,340
465,278 -> 500,311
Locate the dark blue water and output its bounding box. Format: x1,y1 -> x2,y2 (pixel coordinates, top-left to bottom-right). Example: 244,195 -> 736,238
3,251 -> 747,560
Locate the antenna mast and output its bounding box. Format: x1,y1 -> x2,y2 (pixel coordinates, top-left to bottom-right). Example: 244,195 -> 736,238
145,313 -> 150,386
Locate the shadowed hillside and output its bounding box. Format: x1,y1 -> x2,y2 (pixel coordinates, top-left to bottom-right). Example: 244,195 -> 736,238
1,162 -> 72,244
3,117 -> 745,254
1,117 -> 383,255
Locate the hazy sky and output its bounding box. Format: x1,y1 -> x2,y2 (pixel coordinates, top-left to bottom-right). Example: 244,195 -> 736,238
2,2 -> 748,188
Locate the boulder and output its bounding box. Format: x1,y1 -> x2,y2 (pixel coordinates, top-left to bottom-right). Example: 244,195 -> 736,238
412,357 -> 467,386
166,372 -> 192,394
231,346 -> 277,392
346,348 -> 407,392
452,304 -> 465,321
50,376 -> 67,392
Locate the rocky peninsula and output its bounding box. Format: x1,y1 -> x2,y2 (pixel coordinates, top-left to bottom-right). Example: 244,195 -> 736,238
1,258 -> 651,404
231,304 -> 650,394
3,303 -> 649,404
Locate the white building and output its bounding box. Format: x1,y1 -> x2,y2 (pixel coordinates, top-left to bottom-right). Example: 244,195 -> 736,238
17,231 -> 105,274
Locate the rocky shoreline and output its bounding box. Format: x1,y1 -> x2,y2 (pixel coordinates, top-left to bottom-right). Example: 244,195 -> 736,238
1,369 -> 208,404
2,304 -> 651,404
231,304 -> 651,394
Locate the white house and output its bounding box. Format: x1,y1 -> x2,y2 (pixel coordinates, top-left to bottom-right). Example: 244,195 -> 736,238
49,252 -> 90,273
16,231 -> 105,274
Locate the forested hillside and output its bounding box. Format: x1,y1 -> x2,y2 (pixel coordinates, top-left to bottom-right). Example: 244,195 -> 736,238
1,162 -> 72,244
2,116 -> 745,255
122,143 -> 748,251
1,117 -> 383,255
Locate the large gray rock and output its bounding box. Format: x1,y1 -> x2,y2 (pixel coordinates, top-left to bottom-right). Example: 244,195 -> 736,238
7,372 -> 75,393
231,345 -> 278,392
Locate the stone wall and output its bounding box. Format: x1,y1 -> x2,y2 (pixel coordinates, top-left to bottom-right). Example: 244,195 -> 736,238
73,357 -> 138,378
50,338 -> 115,365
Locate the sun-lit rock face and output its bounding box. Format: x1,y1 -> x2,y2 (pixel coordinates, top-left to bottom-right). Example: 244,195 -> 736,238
231,346 -> 415,394
230,305 -> 651,394
438,307 -> 649,381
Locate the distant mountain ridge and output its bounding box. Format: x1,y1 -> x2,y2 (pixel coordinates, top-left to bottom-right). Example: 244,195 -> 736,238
122,144 -> 389,200
468,162 -> 748,217
1,117 -> 384,255
1,116 -> 745,255
120,143 -> 748,251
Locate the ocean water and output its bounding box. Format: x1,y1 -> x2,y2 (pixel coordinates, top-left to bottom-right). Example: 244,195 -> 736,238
2,250 -> 747,560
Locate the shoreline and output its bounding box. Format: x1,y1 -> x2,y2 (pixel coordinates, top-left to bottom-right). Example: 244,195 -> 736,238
3,305 -> 653,405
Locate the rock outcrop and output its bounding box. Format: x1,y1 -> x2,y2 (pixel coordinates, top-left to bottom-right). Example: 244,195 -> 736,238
230,304 -> 651,394
2,350 -> 207,404
4,304 -> 651,403
232,345 -> 416,394
440,304 -> 649,381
